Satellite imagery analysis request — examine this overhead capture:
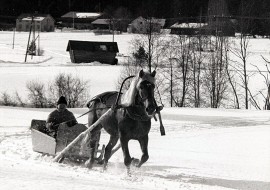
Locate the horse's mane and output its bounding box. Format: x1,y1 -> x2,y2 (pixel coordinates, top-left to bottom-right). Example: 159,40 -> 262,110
120,70 -> 155,107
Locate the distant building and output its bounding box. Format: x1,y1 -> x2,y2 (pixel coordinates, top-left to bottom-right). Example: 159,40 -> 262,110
91,19 -> 111,30
170,22 -> 209,35
127,16 -> 166,34
60,12 -> 102,29
170,21 -> 235,36
66,40 -> 119,64
92,18 -> 130,33
16,14 -> 55,32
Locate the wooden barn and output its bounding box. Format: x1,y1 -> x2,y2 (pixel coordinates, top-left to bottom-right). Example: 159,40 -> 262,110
16,14 -> 55,32
66,40 -> 119,64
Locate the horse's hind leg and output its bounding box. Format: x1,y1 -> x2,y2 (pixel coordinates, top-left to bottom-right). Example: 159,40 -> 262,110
85,128 -> 102,169
103,135 -> 119,170
136,135 -> 149,168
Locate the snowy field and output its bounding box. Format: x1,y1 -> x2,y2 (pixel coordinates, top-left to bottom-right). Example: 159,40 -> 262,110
0,31 -> 134,99
0,31 -> 270,189
0,106 -> 270,190
0,31 -> 270,103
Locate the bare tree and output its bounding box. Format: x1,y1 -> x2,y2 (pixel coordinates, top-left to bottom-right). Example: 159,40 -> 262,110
204,34 -> 229,108
230,1 -> 255,109
14,91 -> 25,107
160,35 -> 193,107
190,35 -> 206,108
0,92 -> 15,106
48,73 -> 89,108
159,38 -> 177,107
131,17 -> 164,73
224,39 -> 240,109
252,56 -> 270,110
26,80 -> 47,108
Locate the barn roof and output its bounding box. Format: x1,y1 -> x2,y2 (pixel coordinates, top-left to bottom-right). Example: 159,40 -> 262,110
131,16 -> 166,27
61,12 -> 102,19
170,22 -> 208,29
17,13 -> 54,21
66,40 -> 119,52
91,19 -> 110,25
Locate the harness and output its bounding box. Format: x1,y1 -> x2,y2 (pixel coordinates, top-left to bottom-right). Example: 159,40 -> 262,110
124,106 -> 151,121
88,90 -> 151,121
52,71 -> 165,135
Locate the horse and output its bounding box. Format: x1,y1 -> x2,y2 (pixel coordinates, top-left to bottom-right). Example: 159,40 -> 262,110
84,70 -> 157,170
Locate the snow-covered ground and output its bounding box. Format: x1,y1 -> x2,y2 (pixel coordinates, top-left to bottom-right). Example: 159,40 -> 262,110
0,106 -> 270,190
0,31 -> 134,99
1,31 -> 270,102
0,31 -> 270,189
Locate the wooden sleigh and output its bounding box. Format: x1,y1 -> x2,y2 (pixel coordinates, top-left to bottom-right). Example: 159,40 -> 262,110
30,119 -> 105,162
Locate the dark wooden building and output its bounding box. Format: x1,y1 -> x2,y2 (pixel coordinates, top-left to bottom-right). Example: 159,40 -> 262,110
66,40 -> 119,64
60,12 -> 102,29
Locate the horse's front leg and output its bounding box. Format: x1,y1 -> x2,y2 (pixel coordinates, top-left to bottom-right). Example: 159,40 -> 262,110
120,136 -> 132,169
136,135 -> 149,168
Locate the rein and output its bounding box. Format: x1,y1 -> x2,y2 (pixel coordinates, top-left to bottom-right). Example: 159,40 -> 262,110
49,74 -> 165,136
51,75 -> 136,128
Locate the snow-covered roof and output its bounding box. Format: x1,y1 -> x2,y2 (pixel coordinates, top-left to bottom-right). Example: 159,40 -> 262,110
91,19 -> 110,25
131,16 -> 166,27
171,22 -> 208,29
22,17 -> 45,21
17,14 -> 54,21
61,12 -> 102,19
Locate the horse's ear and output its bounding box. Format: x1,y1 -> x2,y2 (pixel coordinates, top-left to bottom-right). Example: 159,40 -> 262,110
151,70 -> 156,77
139,70 -> 144,78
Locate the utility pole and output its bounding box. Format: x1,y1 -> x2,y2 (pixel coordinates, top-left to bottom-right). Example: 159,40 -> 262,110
73,12 -> 75,29
12,27 -> 16,49
25,16 -> 34,62
112,18 -> 114,42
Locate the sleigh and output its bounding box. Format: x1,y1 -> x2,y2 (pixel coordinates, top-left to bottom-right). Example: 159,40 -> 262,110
30,119 -> 105,162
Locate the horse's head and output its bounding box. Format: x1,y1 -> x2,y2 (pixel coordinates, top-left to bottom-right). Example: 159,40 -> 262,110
136,70 -> 156,116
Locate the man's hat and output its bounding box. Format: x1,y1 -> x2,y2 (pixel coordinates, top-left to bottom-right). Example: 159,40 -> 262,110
57,96 -> 67,105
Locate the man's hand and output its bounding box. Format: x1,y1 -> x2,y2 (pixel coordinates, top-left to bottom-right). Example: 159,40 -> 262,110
46,122 -> 55,131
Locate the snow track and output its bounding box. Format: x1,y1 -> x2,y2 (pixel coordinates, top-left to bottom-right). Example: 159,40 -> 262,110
1,107 -> 270,189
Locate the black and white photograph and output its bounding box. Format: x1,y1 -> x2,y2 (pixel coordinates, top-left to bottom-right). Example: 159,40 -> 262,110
0,0 -> 270,189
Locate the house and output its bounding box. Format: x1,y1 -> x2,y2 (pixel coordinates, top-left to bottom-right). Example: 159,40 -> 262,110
60,12 -> 102,29
66,40 -> 119,64
170,22 -> 209,35
170,19 -> 235,37
92,18 -> 130,32
16,14 -> 55,32
91,19 -> 111,30
127,16 -> 166,34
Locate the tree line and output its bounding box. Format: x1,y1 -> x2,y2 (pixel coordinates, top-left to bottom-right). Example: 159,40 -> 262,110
0,0 -> 269,20
119,17 -> 270,110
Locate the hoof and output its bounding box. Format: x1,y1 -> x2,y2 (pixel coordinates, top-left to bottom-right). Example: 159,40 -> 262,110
102,161 -> 108,171
97,159 -> 104,165
131,158 -> 140,167
85,160 -> 94,169
103,164 -> 108,171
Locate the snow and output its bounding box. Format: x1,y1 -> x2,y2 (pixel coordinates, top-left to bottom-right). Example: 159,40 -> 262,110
76,13 -> 101,18
0,106 -> 270,190
0,31 -> 270,189
170,23 -> 208,28
22,17 -> 45,21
